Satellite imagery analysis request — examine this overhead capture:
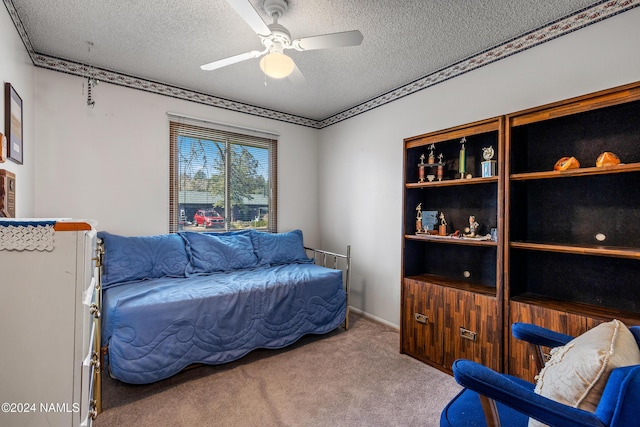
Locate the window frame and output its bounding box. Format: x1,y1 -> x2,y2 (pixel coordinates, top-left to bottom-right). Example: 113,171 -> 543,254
169,115 -> 278,233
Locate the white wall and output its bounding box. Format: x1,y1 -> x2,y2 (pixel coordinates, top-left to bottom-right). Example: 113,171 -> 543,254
33,71 -> 322,244
318,8 -> 640,327
0,7 -> 35,216
15,5 -> 640,327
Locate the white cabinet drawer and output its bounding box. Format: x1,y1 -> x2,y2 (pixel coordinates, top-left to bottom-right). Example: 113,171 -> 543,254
82,278 -> 99,353
80,321 -> 98,426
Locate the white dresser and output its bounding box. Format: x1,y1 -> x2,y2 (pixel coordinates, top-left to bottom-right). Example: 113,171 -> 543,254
0,220 -> 101,426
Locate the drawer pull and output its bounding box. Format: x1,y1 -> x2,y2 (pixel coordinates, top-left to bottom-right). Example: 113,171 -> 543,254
414,313 -> 428,324
89,303 -> 100,319
89,400 -> 98,420
460,327 -> 477,341
91,352 -> 100,370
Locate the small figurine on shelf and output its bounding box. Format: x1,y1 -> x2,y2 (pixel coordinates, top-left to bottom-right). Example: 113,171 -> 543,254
464,215 -> 480,237
438,211 -> 447,236
416,203 -> 423,233
437,153 -> 444,181
418,154 -> 426,183
428,144 -> 435,164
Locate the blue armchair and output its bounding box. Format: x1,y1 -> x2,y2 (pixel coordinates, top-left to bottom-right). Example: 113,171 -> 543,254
440,322 -> 640,427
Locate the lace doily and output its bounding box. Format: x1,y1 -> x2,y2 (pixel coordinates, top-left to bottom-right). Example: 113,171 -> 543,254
0,222 -> 56,251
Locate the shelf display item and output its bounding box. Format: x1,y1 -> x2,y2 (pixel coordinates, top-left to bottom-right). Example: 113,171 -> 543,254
438,212 -> 448,236
481,146 -> 496,177
421,210 -> 439,234
437,153 -> 444,181
464,215 -> 480,237
428,144 -> 435,164
596,151 -> 621,167
553,156 -> 580,171
459,137 -> 466,178
415,203 -> 423,233
418,154 -> 426,183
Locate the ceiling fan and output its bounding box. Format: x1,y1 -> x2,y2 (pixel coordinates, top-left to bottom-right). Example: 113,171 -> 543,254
201,0 -> 364,80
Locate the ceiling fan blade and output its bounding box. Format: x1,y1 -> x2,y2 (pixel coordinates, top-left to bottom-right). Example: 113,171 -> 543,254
226,0 -> 272,36
293,30 -> 363,51
200,50 -> 263,71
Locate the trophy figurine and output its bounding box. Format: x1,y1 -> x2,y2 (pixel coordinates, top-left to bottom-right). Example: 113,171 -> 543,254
428,144 -> 435,164
438,211 -> 447,236
459,137 -> 467,179
481,146 -> 497,177
437,153 -> 444,181
415,203 -> 423,233
418,154 -> 426,183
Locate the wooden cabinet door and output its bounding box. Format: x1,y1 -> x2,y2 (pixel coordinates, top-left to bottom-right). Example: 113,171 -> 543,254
401,278 -> 444,365
444,288 -> 500,371
508,300 -> 591,382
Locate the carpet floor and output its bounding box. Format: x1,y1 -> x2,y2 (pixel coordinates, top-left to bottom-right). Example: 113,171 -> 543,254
95,313 -> 462,426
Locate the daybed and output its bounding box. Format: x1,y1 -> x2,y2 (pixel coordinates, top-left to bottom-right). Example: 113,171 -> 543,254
97,229 -> 350,385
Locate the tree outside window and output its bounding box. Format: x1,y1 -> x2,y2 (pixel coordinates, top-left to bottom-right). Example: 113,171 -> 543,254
169,120 -> 277,233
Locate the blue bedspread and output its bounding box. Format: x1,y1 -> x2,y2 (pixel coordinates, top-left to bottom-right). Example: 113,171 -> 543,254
102,263 -> 345,384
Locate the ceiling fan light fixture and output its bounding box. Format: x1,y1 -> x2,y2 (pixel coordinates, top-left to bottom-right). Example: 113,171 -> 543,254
259,52 -> 295,79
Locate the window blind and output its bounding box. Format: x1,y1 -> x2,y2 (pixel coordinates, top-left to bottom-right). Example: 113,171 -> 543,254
169,116 -> 278,233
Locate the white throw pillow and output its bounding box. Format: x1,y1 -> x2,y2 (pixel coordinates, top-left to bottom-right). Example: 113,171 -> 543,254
528,319 -> 640,427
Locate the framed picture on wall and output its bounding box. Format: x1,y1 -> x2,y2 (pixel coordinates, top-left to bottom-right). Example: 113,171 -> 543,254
5,83 -> 23,164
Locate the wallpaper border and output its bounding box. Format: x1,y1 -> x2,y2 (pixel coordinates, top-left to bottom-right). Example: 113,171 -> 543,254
4,0 -> 639,129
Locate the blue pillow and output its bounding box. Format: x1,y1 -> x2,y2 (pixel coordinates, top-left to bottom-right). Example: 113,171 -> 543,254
250,229 -> 313,266
98,232 -> 189,287
180,231 -> 258,274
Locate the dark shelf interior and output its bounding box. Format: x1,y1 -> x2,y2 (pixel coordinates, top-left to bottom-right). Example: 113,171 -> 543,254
403,239 -> 497,288
509,249 -> 640,314
510,99 -> 640,174
406,131 -> 499,183
405,184 -> 498,236
509,173 -> 640,247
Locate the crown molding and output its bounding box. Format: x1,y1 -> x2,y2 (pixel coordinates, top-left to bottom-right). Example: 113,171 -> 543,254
31,53 -> 321,128
4,0 -> 638,129
318,0 -> 640,127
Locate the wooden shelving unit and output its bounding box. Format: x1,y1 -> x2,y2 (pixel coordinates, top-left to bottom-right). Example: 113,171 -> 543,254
400,117 -> 504,374
505,81 -> 640,381
401,80 -> 640,380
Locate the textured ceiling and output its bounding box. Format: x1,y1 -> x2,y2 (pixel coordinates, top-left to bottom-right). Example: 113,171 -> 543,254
6,0 -> 636,124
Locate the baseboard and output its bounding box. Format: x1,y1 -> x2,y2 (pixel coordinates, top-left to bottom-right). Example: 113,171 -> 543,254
349,306 -> 399,331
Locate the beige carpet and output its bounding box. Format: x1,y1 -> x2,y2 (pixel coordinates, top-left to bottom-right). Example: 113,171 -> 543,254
95,313 -> 462,427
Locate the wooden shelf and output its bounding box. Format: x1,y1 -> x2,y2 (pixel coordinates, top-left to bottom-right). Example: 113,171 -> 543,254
511,162 -> 640,181
405,117 -> 501,148
406,274 -> 496,297
511,293 -> 640,322
406,234 -> 498,247
406,175 -> 499,188
510,241 -> 640,260
508,83 -> 640,128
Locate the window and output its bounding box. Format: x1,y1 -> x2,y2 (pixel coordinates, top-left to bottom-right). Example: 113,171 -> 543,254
169,115 -> 277,233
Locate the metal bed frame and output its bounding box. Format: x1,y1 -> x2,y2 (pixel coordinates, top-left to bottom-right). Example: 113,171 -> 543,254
304,245 -> 351,330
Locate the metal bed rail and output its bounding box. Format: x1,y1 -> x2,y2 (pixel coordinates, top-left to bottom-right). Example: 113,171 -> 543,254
304,245 -> 351,330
